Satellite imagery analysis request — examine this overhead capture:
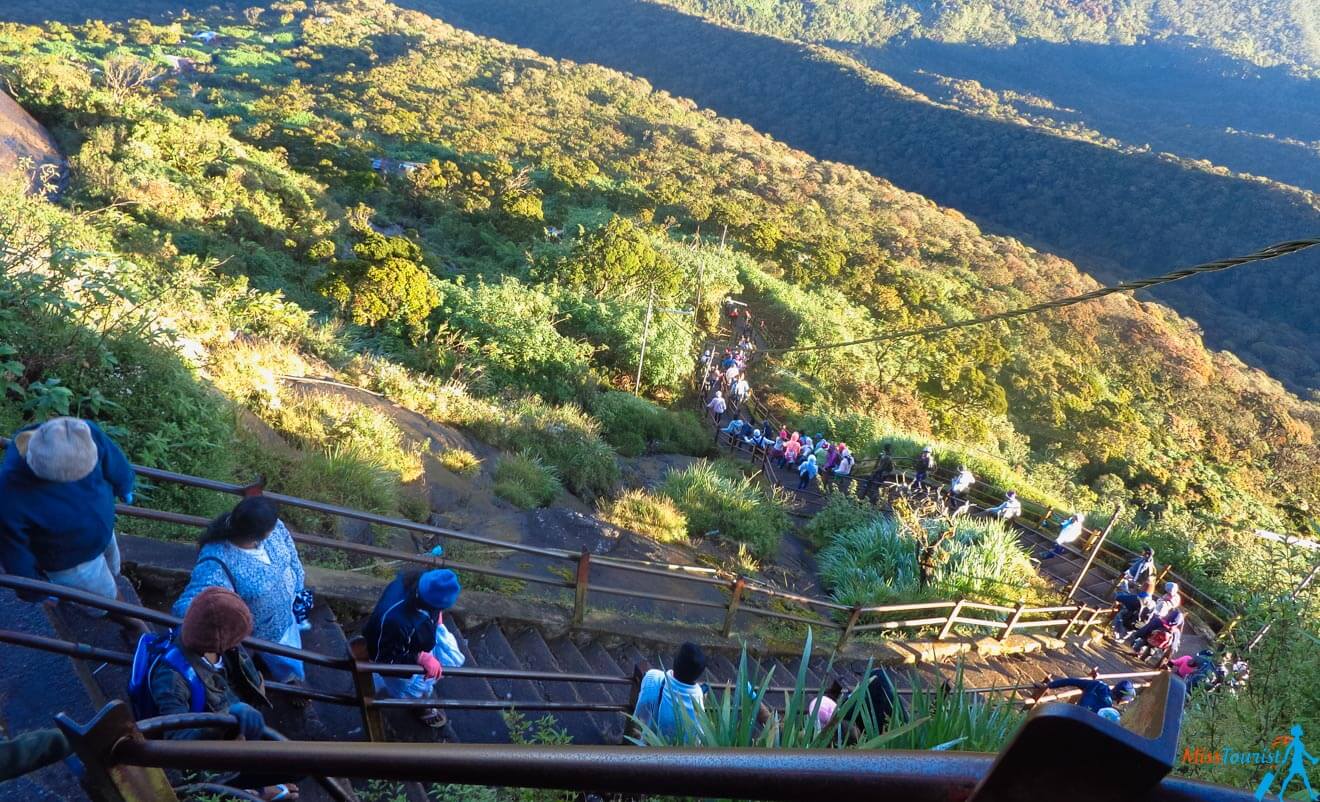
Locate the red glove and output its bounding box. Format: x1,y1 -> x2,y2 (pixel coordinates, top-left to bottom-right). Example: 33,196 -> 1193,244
418,651 -> 442,681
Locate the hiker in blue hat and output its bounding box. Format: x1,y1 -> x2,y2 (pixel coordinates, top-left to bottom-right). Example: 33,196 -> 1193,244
361,568 -> 463,728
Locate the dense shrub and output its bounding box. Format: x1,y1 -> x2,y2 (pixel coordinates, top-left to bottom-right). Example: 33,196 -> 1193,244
493,452 -> 562,508
468,398 -> 619,499
819,515 -> 1041,607
658,460 -> 789,559
598,488 -> 688,543
439,278 -> 595,404
803,492 -> 880,548
590,391 -> 709,457
319,233 -> 441,332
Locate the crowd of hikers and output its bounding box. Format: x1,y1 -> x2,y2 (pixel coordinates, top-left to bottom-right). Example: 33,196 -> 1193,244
0,335 -> 1253,783
697,302 -> 1252,712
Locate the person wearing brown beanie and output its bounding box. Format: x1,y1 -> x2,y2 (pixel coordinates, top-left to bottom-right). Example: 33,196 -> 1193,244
149,588 -> 300,800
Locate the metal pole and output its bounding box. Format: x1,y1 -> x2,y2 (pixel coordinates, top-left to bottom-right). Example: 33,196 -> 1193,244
1246,560 -> 1318,650
634,284 -> 655,395
1067,504 -> 1123,601
573,549 -> 591,628
723,577 -> 746,638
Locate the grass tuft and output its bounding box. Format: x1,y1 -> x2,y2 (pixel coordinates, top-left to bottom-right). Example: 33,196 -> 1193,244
599,488 -> 689,543
493,451 -> 562,508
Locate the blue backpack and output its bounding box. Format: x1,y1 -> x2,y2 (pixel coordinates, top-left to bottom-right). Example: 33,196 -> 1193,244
128,630 -> 208,719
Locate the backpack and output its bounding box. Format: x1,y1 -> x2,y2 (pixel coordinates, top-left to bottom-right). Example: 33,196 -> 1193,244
128,630 -> 208,719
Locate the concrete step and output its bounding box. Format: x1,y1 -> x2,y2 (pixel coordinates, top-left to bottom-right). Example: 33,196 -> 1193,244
509,628 -> 607,745
436,617 -> 506,744
41,575 -> 146,710
610,643 -> 649,678
548,636 -> 626,743
579,642 -> 629,705
704,652 -> 739,686
272,600 -> 367,744
0,591 -> 93,802
467,623 -> 546,741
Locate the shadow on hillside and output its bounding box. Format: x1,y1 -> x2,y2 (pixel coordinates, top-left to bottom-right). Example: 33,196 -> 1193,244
855,38 -> 1320,193
405,0 -> 1320,390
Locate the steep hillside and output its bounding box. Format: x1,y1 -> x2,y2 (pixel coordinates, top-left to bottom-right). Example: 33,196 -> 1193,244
406,0 -> 1320,392
656,0 -> 1320,70
0,0 -> 1315,602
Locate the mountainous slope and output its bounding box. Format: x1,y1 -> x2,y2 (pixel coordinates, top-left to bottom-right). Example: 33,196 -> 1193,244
0,0 -> 1315,599
405,0 -> 1320,393
656,0 -> 1320,71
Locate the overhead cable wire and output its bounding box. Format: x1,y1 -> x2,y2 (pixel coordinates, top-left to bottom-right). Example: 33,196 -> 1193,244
764,237 -> 1320,354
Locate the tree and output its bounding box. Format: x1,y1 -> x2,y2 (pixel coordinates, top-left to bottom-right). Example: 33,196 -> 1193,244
319,233 -> 440,333
549,216 -> 682,302
101,55 -> 160,105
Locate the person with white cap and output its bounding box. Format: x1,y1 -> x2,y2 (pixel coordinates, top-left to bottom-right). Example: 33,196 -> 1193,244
0,417 -> 135,602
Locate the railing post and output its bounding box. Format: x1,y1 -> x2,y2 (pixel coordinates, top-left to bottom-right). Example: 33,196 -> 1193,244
723,577 -> 746,638
1067,504 -> 1123,601
573,549 -> 591,628
1079,606 -> 1102,637
837,605 -> 863,650
240,474 -> 267,497
999,602 -> 1025,641
1036,507 -> 1053,528
348,638 -> 387,743
1061,606 -> 1087,638
55,701 -> 180,802
937,600 -> 964,640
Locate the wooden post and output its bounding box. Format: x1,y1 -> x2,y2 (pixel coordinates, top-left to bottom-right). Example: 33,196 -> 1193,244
573,549 -> 591,628
1036,507 -> 1053,528
838,605 -> 863,650
937,599 -> 964,641
1067,504 -> 1123,601
723,577 -> 746,638
999,602 -> 1025,641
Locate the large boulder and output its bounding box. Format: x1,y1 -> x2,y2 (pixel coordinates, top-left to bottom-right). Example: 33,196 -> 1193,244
0,89 -> 63,194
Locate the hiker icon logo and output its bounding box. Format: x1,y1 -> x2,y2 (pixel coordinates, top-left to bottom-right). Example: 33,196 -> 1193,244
1255,725 -> 1318,801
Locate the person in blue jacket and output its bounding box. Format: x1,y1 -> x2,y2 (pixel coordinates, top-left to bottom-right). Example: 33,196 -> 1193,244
361,569 -> 462,728
797,454 -> 819,490
1042,676 -> 1136,713
0,417 -> 135,603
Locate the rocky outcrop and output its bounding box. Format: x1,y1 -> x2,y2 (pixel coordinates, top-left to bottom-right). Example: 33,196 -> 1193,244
0,90 -> 63,195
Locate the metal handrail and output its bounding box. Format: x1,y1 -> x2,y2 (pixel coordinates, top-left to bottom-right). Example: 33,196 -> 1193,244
0,574 -> 631,689
105,476 -> 1103,643
100,732 -> 1258,801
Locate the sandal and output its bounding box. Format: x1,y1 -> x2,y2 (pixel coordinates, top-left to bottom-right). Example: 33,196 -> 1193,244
418,707 -> 448,728
246,784 -> 298,801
